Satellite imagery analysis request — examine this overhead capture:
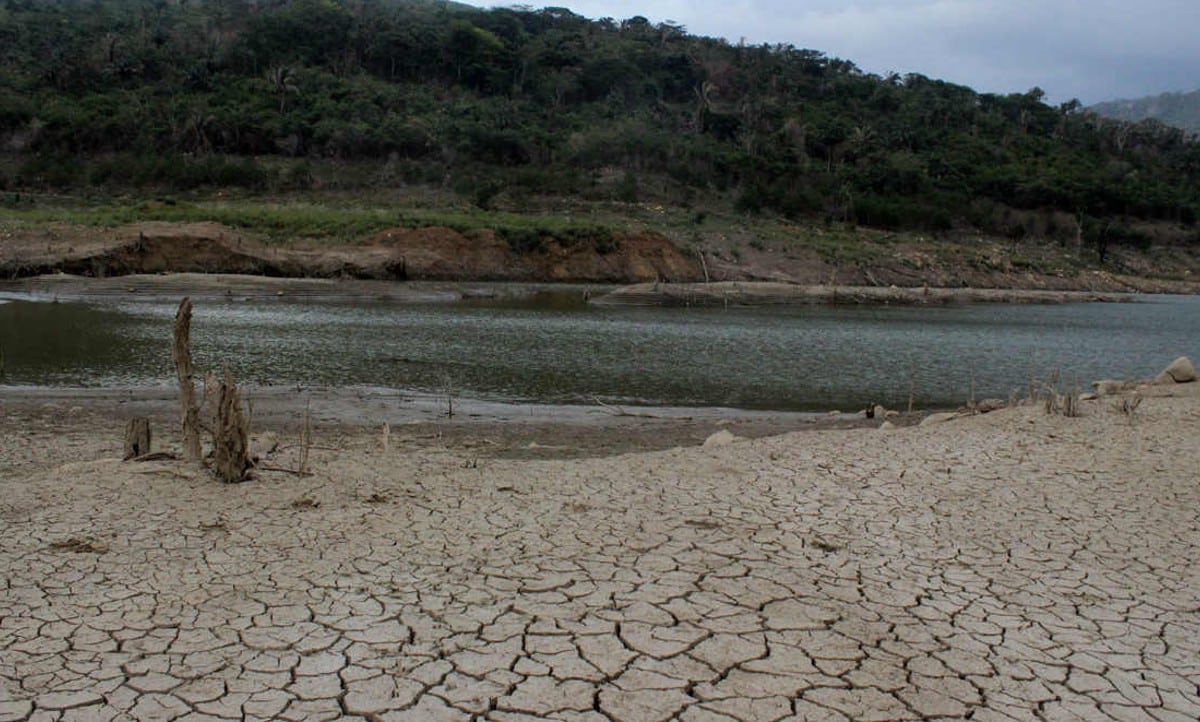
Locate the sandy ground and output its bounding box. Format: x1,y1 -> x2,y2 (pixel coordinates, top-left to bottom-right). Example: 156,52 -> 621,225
1,379 -> 1198,721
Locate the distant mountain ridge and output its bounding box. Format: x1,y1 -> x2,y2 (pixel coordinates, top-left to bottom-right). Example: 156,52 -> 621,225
1091,90 -> 1200,133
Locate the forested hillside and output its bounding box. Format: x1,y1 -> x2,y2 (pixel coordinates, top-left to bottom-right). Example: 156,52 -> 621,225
2,0 -> 1199,246
1092,90 -> 1200,134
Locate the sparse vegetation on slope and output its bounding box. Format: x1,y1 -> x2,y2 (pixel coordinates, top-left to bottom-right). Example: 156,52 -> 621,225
1,0 -> 1198,265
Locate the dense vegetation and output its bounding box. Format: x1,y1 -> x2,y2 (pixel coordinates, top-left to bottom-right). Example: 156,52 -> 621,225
2,0 -> 1199,249
1092,90 -> 1200,134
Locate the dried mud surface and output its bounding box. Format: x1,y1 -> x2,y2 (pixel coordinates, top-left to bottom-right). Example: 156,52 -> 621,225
2,383 -> 1198,721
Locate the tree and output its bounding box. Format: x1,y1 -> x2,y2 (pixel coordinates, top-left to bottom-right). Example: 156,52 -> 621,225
267,66 -> 298,114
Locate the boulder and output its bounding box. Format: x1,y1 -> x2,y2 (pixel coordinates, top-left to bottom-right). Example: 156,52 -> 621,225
250,431 -> 279,461
1093,379 -> 1136,396
702,430 -> 739,448
1154,356 -> 1196,384
975,398 -> 1006,413
919,412 -> 960,427
879,421 -> 896,431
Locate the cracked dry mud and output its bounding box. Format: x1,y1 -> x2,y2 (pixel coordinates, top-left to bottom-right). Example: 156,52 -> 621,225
2,386 -> 1199,722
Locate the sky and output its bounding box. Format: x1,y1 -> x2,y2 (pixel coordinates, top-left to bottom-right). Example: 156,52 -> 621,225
468,1 -> 1200,105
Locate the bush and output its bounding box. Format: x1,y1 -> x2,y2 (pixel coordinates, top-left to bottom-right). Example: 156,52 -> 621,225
499,227 -> 546,254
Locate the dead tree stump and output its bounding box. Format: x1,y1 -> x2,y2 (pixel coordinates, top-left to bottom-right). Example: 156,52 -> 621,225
212,369 -> 251,483
123,418 -> 151,460
173,298 -> 202,462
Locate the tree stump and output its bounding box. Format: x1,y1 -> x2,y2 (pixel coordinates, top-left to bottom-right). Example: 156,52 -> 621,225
173,297 -> 202,462
212,369 -> 251,483
123,418 -> 151,460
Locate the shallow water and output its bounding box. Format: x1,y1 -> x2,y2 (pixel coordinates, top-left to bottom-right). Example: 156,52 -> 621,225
1,293 -> 1197,411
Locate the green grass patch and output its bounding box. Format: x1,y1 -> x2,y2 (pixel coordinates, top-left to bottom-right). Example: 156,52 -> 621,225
1,197 -> 625,248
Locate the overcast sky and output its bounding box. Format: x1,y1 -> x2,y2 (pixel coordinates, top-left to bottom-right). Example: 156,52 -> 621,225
471,1 -> 1200,105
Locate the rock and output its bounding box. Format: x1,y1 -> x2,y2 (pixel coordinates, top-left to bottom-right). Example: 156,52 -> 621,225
872,405 -> 887,419
879,421 -> 896,431
884,409 -> 900,418
1154,356 -> 1196,384
919,412 -> 959,427
1093,379 -> 1135,396
250,431 -> 279,460
975,398 -> 1006,413
1080,393 -> 1099,401
702,430 -> 739,448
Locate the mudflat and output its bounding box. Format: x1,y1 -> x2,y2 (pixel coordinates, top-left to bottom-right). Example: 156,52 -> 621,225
2,379 -> 1198,721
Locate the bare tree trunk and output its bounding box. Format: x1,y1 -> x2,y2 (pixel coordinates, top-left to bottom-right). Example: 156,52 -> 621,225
212,369 -> 251,483
123,418 -> 151,460
173,298 -> 202,462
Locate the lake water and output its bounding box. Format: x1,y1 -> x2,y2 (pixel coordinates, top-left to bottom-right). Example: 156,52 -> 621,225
1,293 -> 1197,411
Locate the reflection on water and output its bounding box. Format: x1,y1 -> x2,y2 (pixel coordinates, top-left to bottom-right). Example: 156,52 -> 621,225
1,294 -> 1198,411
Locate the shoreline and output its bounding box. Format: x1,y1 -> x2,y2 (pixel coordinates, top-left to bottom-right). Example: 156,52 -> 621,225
0,384 -> 897,461
590,280 -> 1135,306
0,272 -> 1153,306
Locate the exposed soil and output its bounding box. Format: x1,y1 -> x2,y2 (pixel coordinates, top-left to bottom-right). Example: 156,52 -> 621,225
3,219 -> 1199,295
0,222 -> 702,284
3,376 -> 1198,721
0,385 -> 893,464
694,236 -> 1200,294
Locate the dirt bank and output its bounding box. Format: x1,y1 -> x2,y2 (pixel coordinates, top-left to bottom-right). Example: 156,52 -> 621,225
0,221 -> 702,284
5,220 -> 1200,295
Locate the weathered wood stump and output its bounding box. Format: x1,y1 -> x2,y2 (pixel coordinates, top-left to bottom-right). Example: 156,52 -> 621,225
212,369 -> 251,483
123,418 -> 151,460
173,297 -> 202,462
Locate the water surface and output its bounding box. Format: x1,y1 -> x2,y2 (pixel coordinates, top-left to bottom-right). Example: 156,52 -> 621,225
1,294 -> 1196,411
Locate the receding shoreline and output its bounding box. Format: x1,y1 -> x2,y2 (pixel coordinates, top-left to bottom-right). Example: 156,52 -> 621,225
590,280 -> 1134,306
0,383 -> 893,461
0,272 -> 1140,306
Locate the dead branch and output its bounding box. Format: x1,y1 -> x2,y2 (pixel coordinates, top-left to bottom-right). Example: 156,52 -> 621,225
590,395 -> 682,419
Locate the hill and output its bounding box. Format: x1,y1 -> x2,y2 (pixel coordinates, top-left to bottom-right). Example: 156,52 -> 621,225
1,0 -> 1198,262
1092,90 -> 1200,134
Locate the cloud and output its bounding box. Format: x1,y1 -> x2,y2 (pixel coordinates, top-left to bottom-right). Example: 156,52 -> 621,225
472,0 -> 1200,103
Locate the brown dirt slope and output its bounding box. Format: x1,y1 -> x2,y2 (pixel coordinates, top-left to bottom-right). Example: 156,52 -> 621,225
0,222 -> 702,283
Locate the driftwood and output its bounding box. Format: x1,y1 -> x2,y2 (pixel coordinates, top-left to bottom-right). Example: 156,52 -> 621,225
123,417 -> 151,460
591,395 -> 684,420
212,369 -> 251,483
173,298 -> 202,461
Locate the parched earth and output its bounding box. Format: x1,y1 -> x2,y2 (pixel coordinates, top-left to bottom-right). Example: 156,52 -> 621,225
1,384 -> 1199,721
